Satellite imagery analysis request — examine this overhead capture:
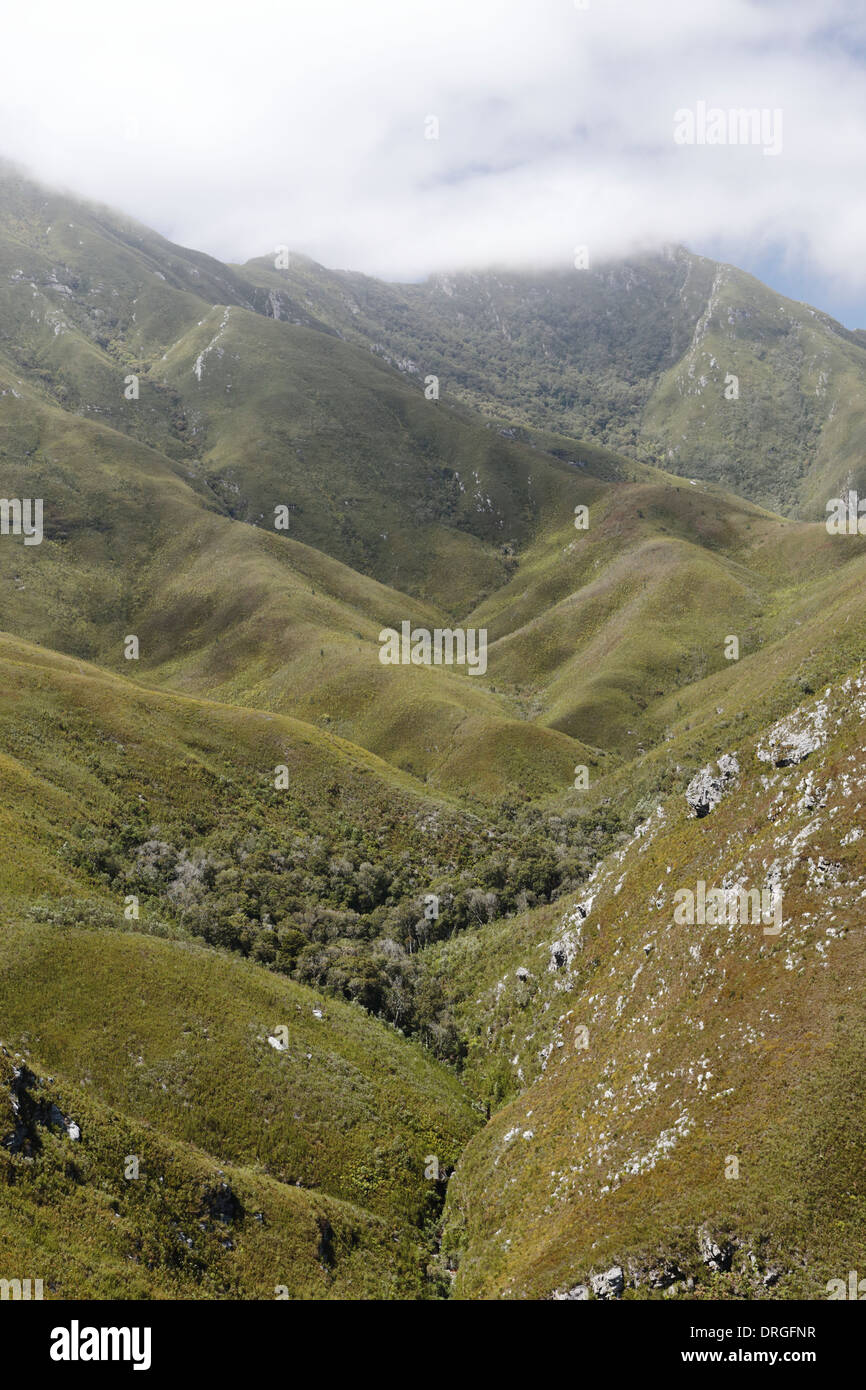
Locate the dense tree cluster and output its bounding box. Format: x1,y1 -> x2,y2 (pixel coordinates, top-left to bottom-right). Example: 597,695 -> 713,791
59,799 -> 628,1060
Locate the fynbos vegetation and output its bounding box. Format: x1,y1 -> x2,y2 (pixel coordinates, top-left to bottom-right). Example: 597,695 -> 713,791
1,5 -> 866,1336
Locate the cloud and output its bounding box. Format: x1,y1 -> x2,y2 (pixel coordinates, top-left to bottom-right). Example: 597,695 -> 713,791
1,0 -> 864,299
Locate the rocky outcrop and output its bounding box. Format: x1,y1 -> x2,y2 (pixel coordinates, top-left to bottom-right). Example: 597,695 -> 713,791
548,1230 -> 786,1300
697,1224 -> 733,1272
647,1260 -> 684,1289
590,1265 -> 624,1299
685,752 -> 739,817
757,700 -> 828,767
0,1048 -> 81,1156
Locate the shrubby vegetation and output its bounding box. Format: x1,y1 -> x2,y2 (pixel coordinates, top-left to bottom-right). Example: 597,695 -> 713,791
55,797 -> 628,1059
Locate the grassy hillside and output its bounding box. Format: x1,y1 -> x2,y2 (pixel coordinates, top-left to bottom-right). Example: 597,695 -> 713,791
0,1046 -> 434,1300
3,164 -> 866,1301
0,924 -> 477,1223
642,262 -> 866,516
241,247 -> 866,519
432,665 -> 866,1298
0,915 -> 479,1301
4,161 -> 864,801
5,318 -> 864,804
0,364 -> 595,800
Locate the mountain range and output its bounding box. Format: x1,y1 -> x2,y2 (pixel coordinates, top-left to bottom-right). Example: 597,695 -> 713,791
1,159 -> 865,1300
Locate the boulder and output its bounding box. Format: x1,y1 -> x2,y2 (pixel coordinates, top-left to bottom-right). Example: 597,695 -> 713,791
590,1265 -> 624,1299
757,702 -> 828,768
685,753 -> 739,818
698,1224 -> 733,1272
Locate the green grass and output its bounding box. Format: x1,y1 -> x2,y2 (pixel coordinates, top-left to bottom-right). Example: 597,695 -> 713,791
0,923 -> 477,1222
435,663 -> 866,1298
238,247 -> 866,520
3,162 -> 866,1300
0,1046 -> 441,1300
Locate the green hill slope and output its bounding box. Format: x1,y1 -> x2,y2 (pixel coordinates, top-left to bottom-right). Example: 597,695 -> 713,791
4,163 -> 866,1302
431,666 -> 866,1298
0,911 -> 478,1300
0,1046 -> 435,1300
0,924 -> 476,1224
242,247 -> 866,519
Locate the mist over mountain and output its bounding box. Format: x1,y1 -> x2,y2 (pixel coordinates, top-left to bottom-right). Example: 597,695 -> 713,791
1,157 -> 866,1312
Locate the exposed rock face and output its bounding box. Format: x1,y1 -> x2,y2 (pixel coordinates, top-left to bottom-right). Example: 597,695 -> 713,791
1,1051 -> 81,1156
686,752 -> 739,817
590,1265 -> 624,1299
548,899 -> 591,973
698,1225 -> 733,1272
648,1261 -> 684,1289
742,1247 -> 784,1287
757,700 -> 829,767
548,1231 -> 785,1300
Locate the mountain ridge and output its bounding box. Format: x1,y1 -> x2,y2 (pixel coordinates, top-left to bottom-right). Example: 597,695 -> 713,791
2,163 -> 866,1300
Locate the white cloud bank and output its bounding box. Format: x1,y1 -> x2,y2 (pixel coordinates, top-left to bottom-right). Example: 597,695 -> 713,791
1,0 -> 864,296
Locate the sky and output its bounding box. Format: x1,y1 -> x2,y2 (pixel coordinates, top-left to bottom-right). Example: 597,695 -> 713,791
2,0 -> 866,324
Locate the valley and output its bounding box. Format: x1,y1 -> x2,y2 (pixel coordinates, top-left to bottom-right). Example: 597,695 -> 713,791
1,162 -> 865,1301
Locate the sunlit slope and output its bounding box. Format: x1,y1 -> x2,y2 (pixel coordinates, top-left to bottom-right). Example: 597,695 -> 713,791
0,630 -> 486,1295
3,346 -> 865,802
0,163 -> 591,617
242,248 -> 866,519
6,164 -> 866,799
465,463 -> 866,757
5,161 -> 864,529
0,922 -> 476,1222
0,1046 -> 441,1301
0,628 -> 501,903
0,377 -> 591,799
434,666 -> 866,1299
158,300 -> 584,613
424,543 -> 866,1104
642,262 -> 866,516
